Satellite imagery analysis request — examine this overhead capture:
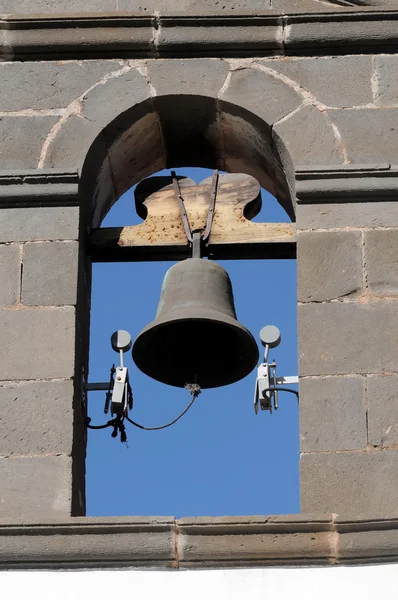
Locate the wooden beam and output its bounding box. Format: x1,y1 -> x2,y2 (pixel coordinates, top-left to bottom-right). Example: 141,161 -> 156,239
88,173 -> 296,262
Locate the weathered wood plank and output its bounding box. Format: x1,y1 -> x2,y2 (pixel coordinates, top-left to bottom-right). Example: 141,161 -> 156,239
88,173 -> 296,262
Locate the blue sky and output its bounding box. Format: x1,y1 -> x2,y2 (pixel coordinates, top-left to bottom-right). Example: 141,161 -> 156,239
86,167 -> 298,517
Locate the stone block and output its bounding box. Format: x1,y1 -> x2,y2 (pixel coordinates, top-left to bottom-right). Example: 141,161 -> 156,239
271,0 -> 359,11
337,525 -> 398,561
298,231 -> 362,302
0,116 -> 59,169
368,375 -> 398,447
331,109 -> 398,163
0,307 -> 75,380
82,68 -> 150,128
300,376 -> 366,452
106,110 -> 164,203
221,68 -> 301,126
157,24 -> 280,54
0,0 -> 114,11
365,229 -> 398,296
273,104 -> 343,166
178,522 -> 332,565
375,56 -> 398,106
0,455 -> 72,518
119,0 -> 272,11
0,380 -> 74,457
0,244 -> 20,306
0,61 -> 122,111
299,301 -> 398,376
0,207 -> 79,243
297,202 -> 398,230
147,59 -> 228,98
44,115 -> 105,169
22,241 -> 78,306
0,517 -> 176,566
258,56 -> 373,108
301,450 -> 398,515
286,14 -> 398,54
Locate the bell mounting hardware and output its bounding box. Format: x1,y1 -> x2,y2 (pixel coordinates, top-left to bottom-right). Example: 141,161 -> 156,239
253,326 -> 299,414
85,171 -> 298,443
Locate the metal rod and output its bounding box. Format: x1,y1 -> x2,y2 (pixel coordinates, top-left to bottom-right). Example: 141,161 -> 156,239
172,171 -> 193,243
203,169 -> 218,242
119,349 -> 124,369
192,231 -> 202,259
85,382 -> 112,391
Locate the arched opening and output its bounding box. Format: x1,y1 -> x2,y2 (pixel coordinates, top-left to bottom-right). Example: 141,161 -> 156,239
81,96 -> 298,517
80,95 -> 295,229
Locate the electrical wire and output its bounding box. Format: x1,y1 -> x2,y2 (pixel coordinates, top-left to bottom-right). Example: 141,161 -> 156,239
125,392 -> 198,431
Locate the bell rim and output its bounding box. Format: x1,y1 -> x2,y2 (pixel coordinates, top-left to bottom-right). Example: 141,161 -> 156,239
132,308 -> 259,388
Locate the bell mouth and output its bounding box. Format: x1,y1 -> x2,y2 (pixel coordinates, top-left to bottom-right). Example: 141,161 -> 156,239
132,308 -> 259,389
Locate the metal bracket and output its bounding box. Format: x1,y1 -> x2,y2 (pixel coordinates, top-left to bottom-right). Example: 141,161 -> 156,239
254,325 -> 299,414
84,330 -> 133,418
172,169 -> 219,258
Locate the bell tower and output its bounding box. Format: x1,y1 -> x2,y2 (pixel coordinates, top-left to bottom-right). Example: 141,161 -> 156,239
0,0 -> 398,562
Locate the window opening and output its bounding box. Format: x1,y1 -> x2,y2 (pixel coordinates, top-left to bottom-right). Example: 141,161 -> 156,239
86,167 -> 298,517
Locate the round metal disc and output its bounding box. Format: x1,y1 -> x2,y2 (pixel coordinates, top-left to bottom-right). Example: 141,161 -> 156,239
111,330 -> 132,353
259,325 -> 281,348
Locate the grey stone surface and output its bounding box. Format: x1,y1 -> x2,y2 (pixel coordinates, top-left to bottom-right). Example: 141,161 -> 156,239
365,229 -> 398,296
258,56 -> 373,108
0,0 -> 114,11
331,109 -> 398,164
301,450 -> 398,515
221,68 -> 302,126
0,307 -> 75,380
148,59 -> 228,98
297,202 -> 398,230
119,0 -> 272,10
47,68 -> 150,169
0,61 -> 122,111
299,301 -> 398,376
82,67 -> 150,128
178,527 -> 331,563
45,115 -> 105,169
22,241 -> 78,306
2,514 -> 398,568
0,244 -> 20,306
286,13 -> 398,55
300,376 -> 366,452
298,231 -> 362,302
375,56 -> 398,106
0,116 -> 58,169
368,375 -> 398,447
0,207 -> 79,243
0,455 -> 72,518
274,104 -> 343,166
157,23 -> 281,55
0,379 -> 73,456
338,527 -> 398,562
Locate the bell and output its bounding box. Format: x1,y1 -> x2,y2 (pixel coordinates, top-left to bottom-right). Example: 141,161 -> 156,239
132,258 -> 259,388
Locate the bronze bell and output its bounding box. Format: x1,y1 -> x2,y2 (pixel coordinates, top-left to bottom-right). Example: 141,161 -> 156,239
132,258 -> 259,388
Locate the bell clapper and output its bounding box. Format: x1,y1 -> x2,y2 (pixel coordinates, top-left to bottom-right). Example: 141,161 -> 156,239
254,326 -> 299,415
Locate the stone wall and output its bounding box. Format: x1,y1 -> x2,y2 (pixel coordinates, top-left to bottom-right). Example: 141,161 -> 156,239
0,2 -> 397,518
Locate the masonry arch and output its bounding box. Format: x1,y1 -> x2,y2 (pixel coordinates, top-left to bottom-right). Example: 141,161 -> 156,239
79,95 -> 295,229
68,69 -> 305,516
41,62 -> 344,226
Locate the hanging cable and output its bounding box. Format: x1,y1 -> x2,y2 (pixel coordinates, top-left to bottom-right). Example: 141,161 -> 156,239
125,384 -> 200,431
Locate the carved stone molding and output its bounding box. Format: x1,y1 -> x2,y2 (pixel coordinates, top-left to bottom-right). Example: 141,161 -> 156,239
0,10 -> 397,60
0,514 -> 398,569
